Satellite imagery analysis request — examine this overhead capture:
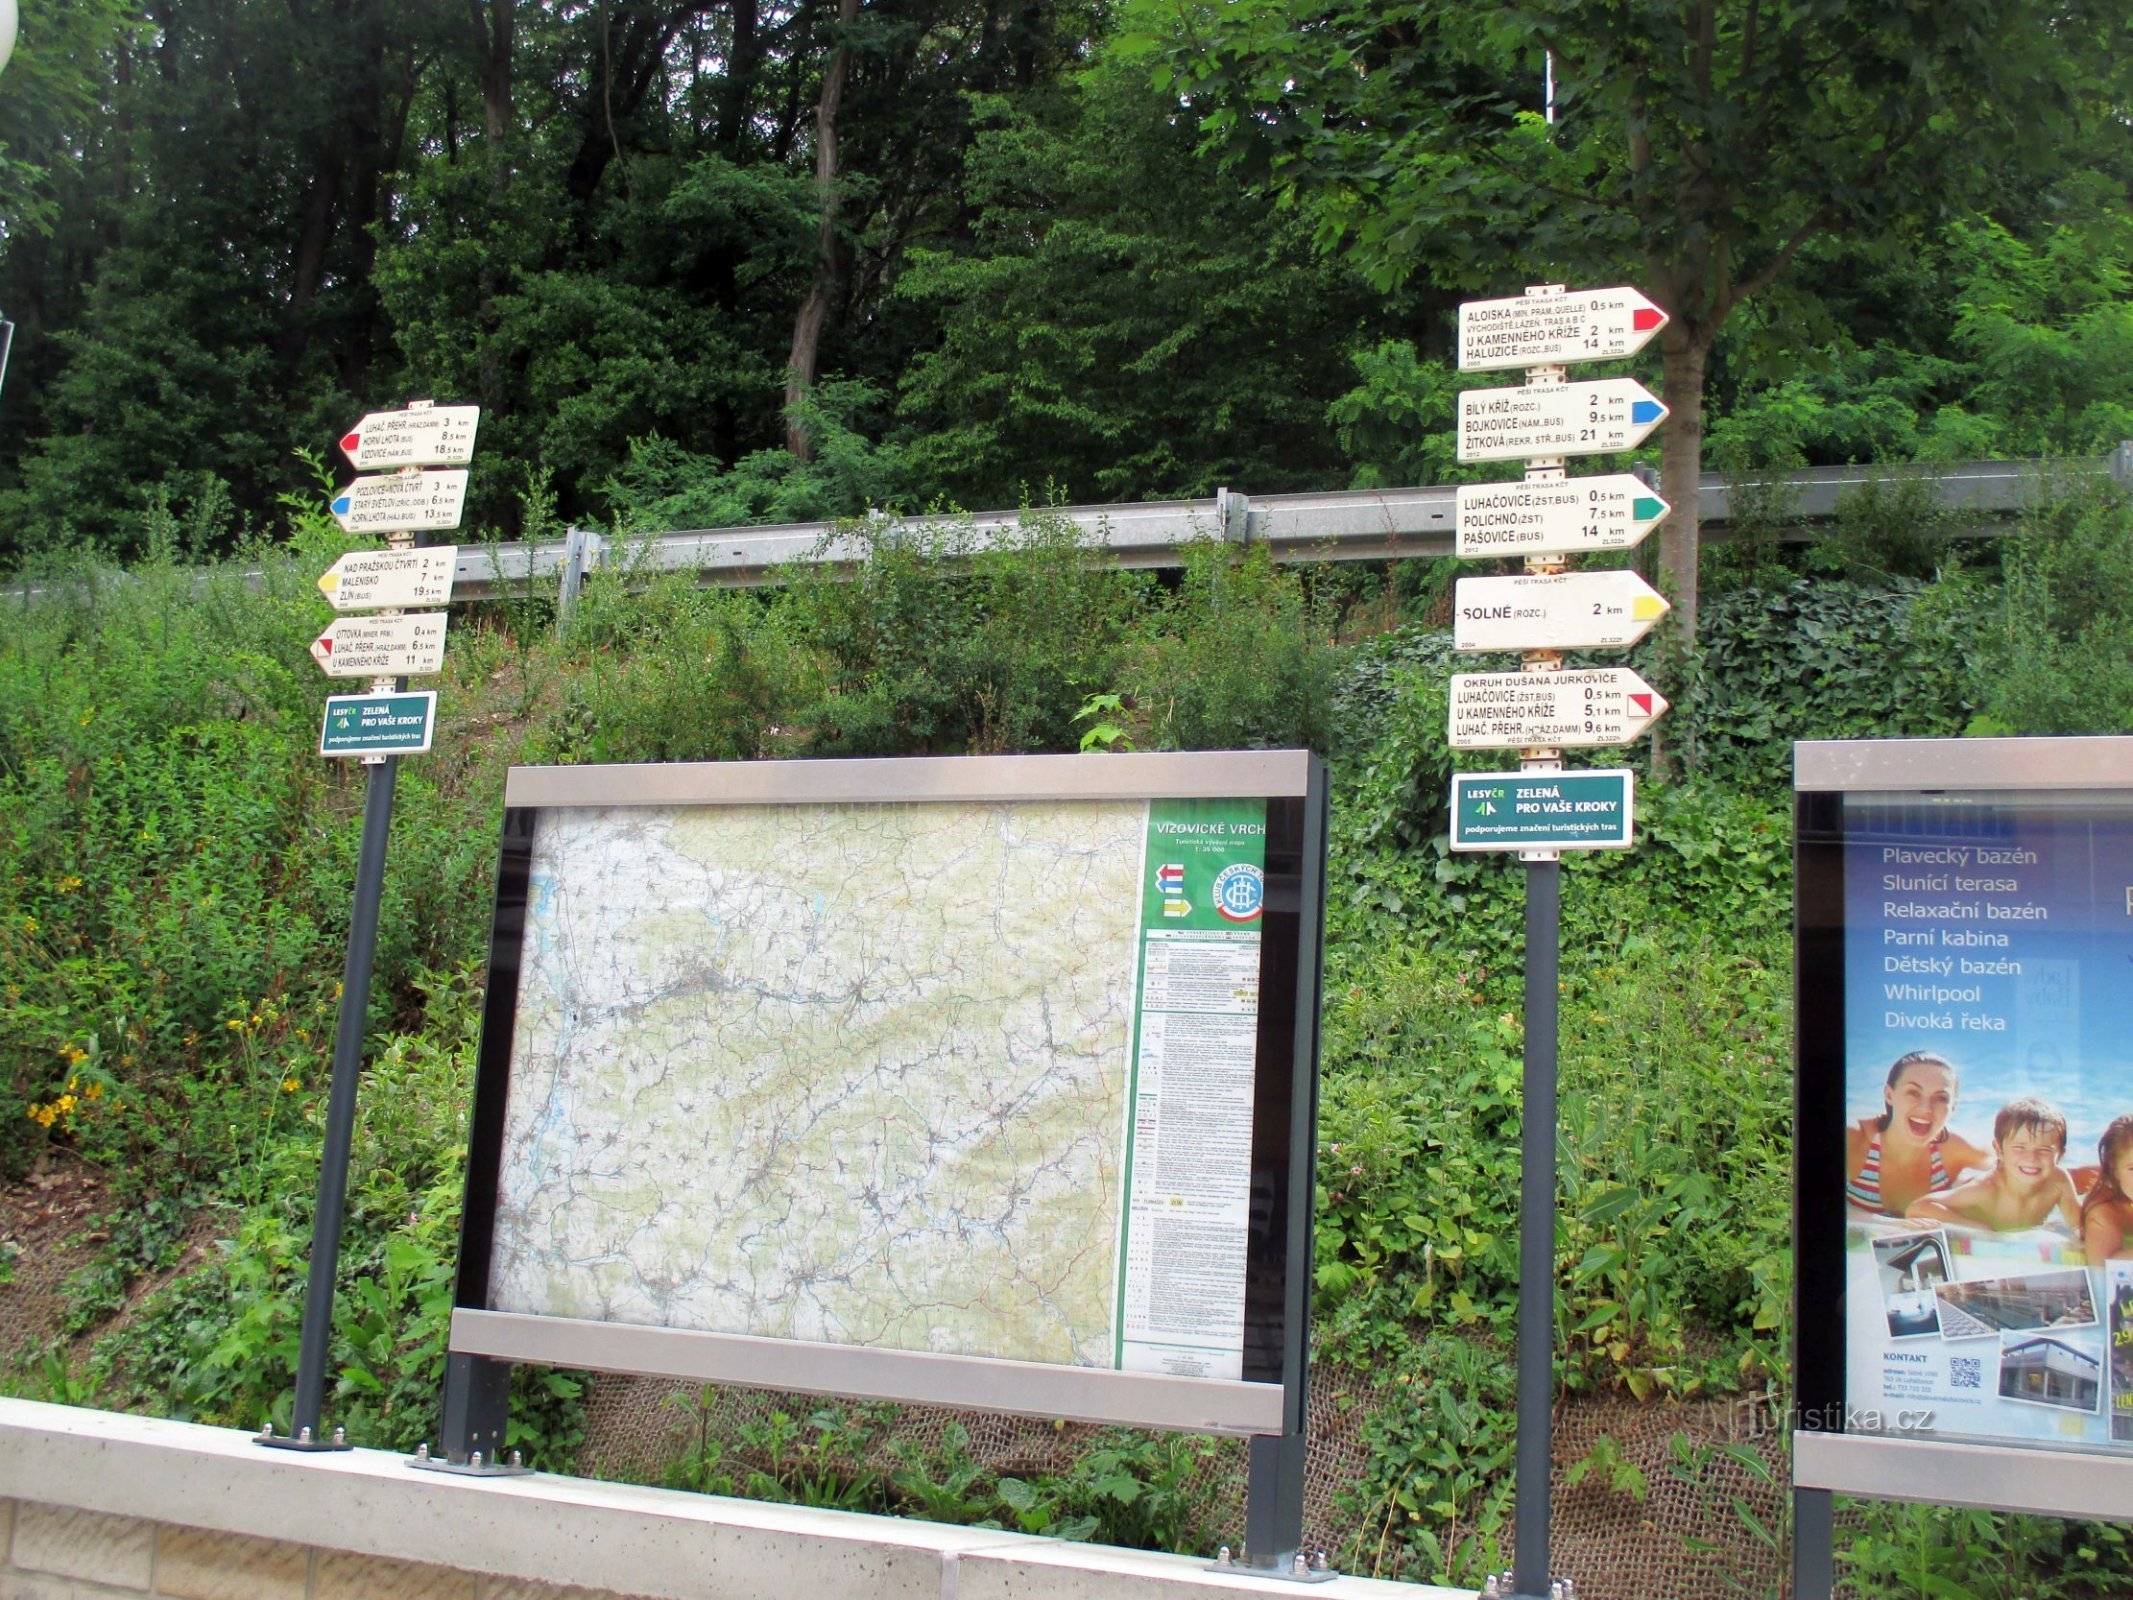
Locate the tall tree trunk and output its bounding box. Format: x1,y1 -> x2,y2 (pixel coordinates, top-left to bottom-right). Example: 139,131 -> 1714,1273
479,0 -> 514,149
716,0 -> 762,157
469,0 -> 514,413
784,0 -> 859,461
1656,320 -> 1709,647
340,28 -> 387,392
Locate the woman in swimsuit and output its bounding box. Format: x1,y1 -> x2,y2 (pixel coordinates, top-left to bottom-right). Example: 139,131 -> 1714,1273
1846,1051 -> 1989,1216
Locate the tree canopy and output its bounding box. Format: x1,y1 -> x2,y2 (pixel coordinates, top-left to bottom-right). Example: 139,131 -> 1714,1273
1131,0 -> 2133,636
0,0 -> 2128,575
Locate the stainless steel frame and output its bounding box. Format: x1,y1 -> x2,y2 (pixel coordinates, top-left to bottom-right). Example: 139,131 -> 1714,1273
1796,1432 -> 2133,1521
504,749 -> 1315,809
1793,733 -> 2133,1536
454,1309 -> 1286,1436
1795,735 -> 2133,792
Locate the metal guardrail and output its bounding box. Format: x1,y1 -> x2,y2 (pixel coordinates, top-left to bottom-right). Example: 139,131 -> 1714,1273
448,447 -> 2133,605
7,449 -> 2125,611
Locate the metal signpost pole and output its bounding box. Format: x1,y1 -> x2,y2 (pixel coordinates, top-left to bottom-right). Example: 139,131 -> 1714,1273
1512,304 -> 1569,1598
263,402 -> 472,1451
271,529 -> 417,1452
1515,849 -> 1560,1596
283,743 -> 399,1447
1792,1485 -> 1835,1600
1452,283 -> 1671,1599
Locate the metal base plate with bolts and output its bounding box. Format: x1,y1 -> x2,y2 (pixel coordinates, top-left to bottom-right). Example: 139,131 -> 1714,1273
255,1424 -> 352,1453
1478,1575 -> 1579,1599
403,1442 -> 533,1477
1210,1547 -> 1338,1584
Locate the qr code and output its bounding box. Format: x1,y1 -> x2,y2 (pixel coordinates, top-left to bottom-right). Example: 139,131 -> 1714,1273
1950,1357 -> 1983,1390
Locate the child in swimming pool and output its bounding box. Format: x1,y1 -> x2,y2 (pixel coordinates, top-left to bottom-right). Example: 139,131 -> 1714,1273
2081,1116 -> 2133,1262
1908,1098 -> 2081,1234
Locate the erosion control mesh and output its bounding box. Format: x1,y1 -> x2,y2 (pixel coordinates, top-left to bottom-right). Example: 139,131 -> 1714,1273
575,1372 -> 1787,1599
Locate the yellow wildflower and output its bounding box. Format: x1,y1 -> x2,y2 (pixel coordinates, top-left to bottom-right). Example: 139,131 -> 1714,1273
84,1083 -> 103,1100
58,875 -> 83,893
281,1077 -> 300,1094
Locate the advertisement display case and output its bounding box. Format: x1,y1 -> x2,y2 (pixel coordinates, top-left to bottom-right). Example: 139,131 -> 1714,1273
1795,737 -> 2133,1518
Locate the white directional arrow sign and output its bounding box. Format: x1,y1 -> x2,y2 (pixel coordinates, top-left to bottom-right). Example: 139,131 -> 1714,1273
1448,667 -> 1668,750
1455,476 -> 1670,559
316,546 -> 459,611
1459,287 -> 1669,372
339,405 -> 481,470
309,614 -> 449,679
1458,380 -> 1669,463
1454,571 -> 1671,653
330,470 -> 469,535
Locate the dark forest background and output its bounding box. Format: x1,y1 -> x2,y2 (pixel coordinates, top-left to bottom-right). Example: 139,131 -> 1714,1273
2,0 -> 2130,568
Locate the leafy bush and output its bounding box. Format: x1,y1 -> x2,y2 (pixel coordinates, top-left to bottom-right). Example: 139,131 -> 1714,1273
1961,484 -> 2133,735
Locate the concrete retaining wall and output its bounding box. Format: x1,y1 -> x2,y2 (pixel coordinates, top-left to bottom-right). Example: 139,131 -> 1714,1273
0,1400 -> 1468,1600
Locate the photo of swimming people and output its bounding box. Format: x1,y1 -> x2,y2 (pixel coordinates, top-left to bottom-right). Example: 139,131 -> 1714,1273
1839,793 -> 2133,1453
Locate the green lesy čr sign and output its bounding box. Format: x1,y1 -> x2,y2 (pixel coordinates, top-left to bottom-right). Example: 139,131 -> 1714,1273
1451,770 -> 1634,852
319,691 -> 437,758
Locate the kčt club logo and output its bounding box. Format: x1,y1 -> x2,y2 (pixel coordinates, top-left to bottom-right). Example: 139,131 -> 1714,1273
1212,862 -> 1264,923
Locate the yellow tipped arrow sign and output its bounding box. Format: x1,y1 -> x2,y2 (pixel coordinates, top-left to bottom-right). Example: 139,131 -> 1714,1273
317,546 -> 458,611
1453,570 -> 1672,653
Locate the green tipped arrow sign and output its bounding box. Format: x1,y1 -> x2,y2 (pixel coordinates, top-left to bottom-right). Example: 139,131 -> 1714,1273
1455,475 -> 1670,558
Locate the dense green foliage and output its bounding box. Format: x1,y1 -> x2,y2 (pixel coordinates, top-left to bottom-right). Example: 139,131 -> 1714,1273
6,484 -> 2133,1594
6,0 -> 2129,572
5,0 -> 2133,1588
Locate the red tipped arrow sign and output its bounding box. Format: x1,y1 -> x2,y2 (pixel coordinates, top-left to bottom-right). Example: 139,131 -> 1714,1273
310,614 -> 448,679
339,405 -> 480,471
1458,287 -> 1668,372
1448,667 -> 1669,750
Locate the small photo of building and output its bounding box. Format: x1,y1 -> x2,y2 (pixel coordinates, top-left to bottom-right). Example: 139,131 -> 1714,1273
1872,1233 -> 1949,1339
1998,1334 -> 2102,1414
1934,1268 -> 2097,1339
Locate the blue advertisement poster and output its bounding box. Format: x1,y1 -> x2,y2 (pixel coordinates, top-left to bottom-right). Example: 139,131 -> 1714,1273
1842,794 -> 2133,1452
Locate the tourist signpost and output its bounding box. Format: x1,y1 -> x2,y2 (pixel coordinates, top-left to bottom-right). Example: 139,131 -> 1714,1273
339,404 -> 480,470
1448,666 -> 1669,748
1454,475 -> 1669,559
1456,377 -> 1668,462
330,470 -> 469,535
1450,285 -> 1671,1600
317,546 -> 460,610
1453,571 -> 1670,653
1458,286 -> 1667,371
265,401 -> 476,1457
309,613 -> 449,678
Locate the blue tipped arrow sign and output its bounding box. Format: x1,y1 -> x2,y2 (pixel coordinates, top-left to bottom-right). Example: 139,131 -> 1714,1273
1457,379 -> 1669,463
328,469 -> 469,535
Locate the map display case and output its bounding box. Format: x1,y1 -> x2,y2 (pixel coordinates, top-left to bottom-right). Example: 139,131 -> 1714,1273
441,751 -> 1328,1459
